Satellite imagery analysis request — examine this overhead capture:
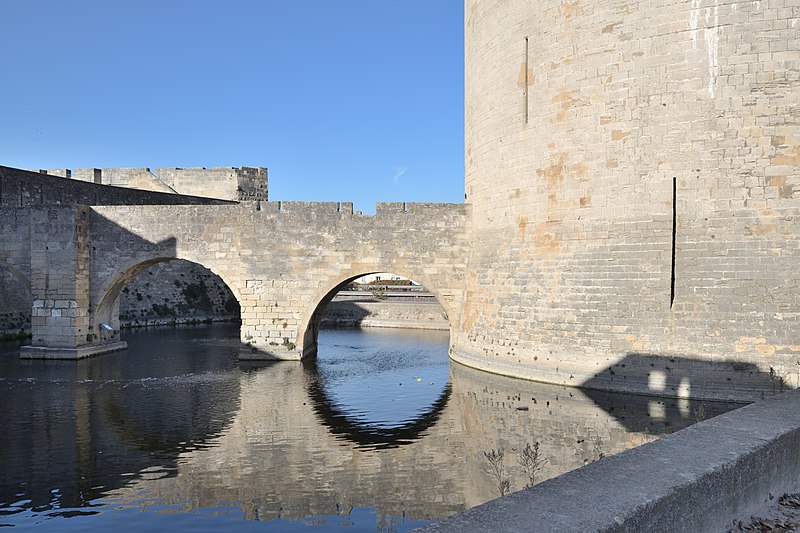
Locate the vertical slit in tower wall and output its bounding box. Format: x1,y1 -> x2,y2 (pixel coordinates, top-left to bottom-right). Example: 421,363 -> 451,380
523,36 -> 529,124
670,177 -> 677,308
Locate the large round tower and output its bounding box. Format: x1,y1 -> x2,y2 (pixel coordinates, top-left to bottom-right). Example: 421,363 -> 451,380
454,0 -> 800,401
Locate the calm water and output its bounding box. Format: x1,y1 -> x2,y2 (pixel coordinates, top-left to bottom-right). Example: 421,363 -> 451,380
0,324 -> 739,531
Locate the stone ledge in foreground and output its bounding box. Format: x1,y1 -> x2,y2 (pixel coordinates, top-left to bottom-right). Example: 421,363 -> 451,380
417,389 -> 800,532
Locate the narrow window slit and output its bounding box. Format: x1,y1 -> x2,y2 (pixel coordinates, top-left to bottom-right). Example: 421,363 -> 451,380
670,177 -> 677,308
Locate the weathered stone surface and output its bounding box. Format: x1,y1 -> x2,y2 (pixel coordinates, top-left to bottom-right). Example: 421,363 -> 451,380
118,260 -> 240,326
88,201 -> 469,360
321,293 -> 449,330
455,0 -> 800,402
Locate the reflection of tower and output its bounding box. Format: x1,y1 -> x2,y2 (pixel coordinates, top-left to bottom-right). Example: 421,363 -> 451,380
454,0 -> 800,398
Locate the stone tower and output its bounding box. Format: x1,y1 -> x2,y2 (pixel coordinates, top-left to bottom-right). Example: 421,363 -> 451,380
453,0 -> 800,400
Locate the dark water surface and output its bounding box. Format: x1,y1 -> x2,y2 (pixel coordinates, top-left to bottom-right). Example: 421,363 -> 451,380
0,324 -> 740,531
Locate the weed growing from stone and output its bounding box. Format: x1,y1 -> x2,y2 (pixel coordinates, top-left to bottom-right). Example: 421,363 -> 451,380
518,441 -> 547,488
483,448 -> 510,496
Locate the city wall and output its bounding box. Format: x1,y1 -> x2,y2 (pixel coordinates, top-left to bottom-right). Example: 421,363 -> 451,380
0,166 -> 235,207
37,166 -> 267,202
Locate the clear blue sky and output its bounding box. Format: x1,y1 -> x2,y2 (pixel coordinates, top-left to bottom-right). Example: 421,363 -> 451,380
0,1 -> 464,212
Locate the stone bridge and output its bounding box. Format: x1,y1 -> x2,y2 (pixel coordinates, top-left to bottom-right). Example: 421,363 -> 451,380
4,196 -> 468,360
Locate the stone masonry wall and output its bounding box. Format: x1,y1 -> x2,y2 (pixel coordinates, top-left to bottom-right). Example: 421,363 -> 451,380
456,0 -> 800,401
28,206 -> 92,349
321,295 -> 450,330
0,208 -> 32,335
1,166 -> 233,207
87,201 -> 470,360
46,166 -> 268,202
118,261 -> 240,327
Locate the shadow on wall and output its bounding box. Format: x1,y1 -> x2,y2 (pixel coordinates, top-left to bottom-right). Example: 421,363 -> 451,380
580,353 -> 794,430
0,266 -> 32,336
88,209 -> 242,347
319,300 -> 373,328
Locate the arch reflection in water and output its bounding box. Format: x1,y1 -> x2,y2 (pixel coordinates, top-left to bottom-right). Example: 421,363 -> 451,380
0,326 -> 741,531
0,324 -> 242,518
306,328 -> 452,450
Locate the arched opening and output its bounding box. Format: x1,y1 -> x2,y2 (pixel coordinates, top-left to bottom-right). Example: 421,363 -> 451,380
0,264 -> 32,341
299,271 -> 451,356
94,258 -> 241,344
300,272 -> 452,448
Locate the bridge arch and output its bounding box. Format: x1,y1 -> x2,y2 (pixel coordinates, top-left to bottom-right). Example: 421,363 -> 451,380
297,267 -> 452,357
93,255 -> 243,339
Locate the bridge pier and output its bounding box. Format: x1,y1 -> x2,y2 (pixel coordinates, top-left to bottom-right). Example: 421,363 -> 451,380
19,206 -> 126,359
237,290 -> 306,361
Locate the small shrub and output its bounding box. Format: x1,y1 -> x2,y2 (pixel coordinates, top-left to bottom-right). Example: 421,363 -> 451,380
518,441 -> 547,488
483,448 -> 510,496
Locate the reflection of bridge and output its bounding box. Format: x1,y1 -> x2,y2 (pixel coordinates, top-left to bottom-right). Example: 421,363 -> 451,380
42,351 -> 714,523
0,166 -> 468,360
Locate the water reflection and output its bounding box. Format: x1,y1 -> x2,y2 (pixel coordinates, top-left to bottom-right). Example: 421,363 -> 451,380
0,325 -> 741,530
306,329 -> 452,450
0,325 -> 241,518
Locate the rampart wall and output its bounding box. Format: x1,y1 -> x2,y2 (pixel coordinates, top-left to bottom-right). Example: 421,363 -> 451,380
455,0 -> 800,401
1,166 -> 234,207
38,166 -> 267,202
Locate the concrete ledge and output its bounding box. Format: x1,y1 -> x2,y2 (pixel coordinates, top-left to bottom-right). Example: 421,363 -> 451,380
418,389 -> 800,533
19,341 -> 127,359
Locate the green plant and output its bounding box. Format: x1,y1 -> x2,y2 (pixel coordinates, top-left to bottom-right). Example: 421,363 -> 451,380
0,331 -> 31,342
151,303 -> 176,318
182,280 -> 213,312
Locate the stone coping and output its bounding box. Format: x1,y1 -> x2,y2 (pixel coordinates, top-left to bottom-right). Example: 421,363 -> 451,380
417,389 -> 800,532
